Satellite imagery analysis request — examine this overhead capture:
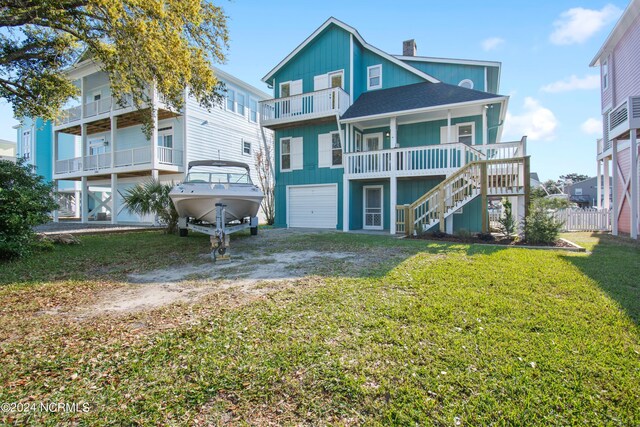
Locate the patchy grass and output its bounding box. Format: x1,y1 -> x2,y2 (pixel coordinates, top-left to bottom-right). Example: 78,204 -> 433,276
0,230 -> 639,425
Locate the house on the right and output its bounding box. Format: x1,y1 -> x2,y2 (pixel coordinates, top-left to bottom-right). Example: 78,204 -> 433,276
592,0 -> 640,239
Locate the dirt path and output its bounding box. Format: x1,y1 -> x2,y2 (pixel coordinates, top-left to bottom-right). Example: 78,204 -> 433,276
81,250 -> 357,316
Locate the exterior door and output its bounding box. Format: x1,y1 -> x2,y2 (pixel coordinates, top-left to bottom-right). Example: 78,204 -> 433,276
363,185 -> 383,230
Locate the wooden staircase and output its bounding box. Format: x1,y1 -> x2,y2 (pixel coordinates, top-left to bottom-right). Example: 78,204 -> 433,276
396,157 -> 530,235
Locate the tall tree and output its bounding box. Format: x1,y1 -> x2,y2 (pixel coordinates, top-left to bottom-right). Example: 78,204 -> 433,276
0,0 -> 228,130
558,173 -> 590,185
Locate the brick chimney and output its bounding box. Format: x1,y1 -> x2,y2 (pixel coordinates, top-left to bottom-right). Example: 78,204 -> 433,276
403,39 -> 417,56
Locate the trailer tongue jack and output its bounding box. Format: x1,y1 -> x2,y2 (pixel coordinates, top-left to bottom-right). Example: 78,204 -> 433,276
178,203 -> 259,262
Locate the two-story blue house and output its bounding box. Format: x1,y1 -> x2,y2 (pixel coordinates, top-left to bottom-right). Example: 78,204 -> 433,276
260,18 -> 529,235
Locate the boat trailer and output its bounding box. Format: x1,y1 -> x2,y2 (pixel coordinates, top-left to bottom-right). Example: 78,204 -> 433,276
178,203 -> 258,261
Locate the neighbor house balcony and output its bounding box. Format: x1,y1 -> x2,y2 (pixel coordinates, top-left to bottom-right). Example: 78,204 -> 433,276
608,95 -> 640,140
260,87 -> 350,129
344,139 -> 525,179
54,146 -> 184,179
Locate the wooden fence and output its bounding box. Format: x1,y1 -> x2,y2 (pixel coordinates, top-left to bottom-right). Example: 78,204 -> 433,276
552,208 -> 611,232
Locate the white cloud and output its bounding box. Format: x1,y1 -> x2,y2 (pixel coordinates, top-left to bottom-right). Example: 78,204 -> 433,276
481,37 -> 505,51
504,97 -> 558,141
581,117 -> 602,135
540,74 -> 600,93
550,4 -> 621,45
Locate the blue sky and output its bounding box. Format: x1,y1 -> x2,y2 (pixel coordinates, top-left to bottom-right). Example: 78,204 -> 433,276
0,0 -> 628,181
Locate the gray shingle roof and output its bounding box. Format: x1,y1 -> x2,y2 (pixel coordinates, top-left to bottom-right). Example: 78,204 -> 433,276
341,82 -> 503,120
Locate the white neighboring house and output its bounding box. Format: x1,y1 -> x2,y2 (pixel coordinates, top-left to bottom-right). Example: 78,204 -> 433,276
30,59 -> 273,224
0,139 -> 16,162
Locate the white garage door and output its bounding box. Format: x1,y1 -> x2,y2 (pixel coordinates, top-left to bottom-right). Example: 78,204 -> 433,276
288,185 -> 337,229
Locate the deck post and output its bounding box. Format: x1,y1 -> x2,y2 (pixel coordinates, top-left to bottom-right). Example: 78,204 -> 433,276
342,176 -> 349,231
603,157 -> 610,210
390,175 -> 397,235
481,161 -> 488,233
612,139 -> 619,236
630,130 -> 638,239
403,204 -> 411,236
52,180 -> 59,223
111,173 -> 118,225
438,186 -> 446,233
81,176 -> 88,224
596,159 -> 602,209
523,156 -> 531,219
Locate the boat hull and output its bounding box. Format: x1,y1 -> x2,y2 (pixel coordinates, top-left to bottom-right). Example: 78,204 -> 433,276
170,185 -> 263,224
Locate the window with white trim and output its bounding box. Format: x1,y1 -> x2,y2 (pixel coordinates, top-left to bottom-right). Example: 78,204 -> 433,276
88,137 -> 108,155
440,123 -> 475,145
602,59 -> 609,90
367,65 -> 382,90
22,130 -> 31,160
364,133 -> 382,151
249,98 -> 258,122
458,79 -> 474,89
458,124 -> 474,145
354,131 -> 363,152
281,138 -> 291,171
237,92 -> 246,116
157,126 -> 173,148
242,139 -> 252,156
331,132 -> 342,166
280,82 -> 291,98
329,70 -> 343,89
226,89 -> 235,112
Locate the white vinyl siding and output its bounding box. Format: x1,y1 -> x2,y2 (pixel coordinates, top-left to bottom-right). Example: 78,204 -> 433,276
288,184 -> 337,228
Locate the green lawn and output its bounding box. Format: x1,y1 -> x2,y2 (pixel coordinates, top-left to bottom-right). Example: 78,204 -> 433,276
0,231 -> 639,425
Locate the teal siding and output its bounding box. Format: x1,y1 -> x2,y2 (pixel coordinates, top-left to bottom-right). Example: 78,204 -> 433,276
402,61 -> 486,91
354,42 -> 427,100
17,117 -> 53,182
452,196 -> 484,233
272,25 -> 351,97
487,66 -> 500,94
398,115 -> 485,147
397,178 -> 442,205
274,123 -> 344,229
349,180 -> 390,231
487,102 -> 503,144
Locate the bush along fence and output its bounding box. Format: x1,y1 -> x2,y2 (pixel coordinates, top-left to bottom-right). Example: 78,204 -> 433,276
552,208 -> 611,232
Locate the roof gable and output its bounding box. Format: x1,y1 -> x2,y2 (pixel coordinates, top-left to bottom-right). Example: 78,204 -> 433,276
261,17 -> 439,84
590,0 -> 640,66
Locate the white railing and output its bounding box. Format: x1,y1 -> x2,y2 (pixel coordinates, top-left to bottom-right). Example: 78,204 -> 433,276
260,87 -> 350,125
60,105 -> 82,124
345,143 -> 484,178
597,138 -> 612,155
84,153 -> 111,171
114,147 -> 152,168
479,137 -> 526,160
157,147 -> 183,166
84,96 -> 112,117
55,156 -> 83,174
0,155 -> 16,163
114,94 -> 134,110
552,208 -> 611,232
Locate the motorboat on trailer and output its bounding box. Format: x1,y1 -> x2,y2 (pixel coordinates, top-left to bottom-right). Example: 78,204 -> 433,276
170,160 -> 263,225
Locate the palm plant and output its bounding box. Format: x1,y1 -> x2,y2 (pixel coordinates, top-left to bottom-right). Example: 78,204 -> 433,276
123,180 -> 179,233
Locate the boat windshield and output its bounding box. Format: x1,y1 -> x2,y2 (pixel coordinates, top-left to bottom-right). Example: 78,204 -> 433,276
185,169 -> 253,185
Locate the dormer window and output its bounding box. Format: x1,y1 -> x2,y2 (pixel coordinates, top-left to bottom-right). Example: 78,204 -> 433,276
367,65 -> 382,90
602,59 -> 609,90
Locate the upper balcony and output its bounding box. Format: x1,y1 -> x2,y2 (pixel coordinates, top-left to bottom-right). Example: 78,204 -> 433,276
260,87 -> 350,129
343,139 -> 526,180
607,95 -> 640,141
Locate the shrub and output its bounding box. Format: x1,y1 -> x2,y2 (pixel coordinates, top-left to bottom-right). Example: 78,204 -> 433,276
123,180 -> 178,233
454,228 -> 473,242
523,206 -> 564,245
497,198 -> 516,236
476,232 -> 495,242
0,159 -> 57,259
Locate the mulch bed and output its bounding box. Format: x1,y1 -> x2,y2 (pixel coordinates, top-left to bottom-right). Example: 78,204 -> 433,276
411,232 -> 575,248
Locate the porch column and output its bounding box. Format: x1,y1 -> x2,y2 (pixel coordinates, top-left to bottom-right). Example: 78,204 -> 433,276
596,159 -> 602,209
151,86 -> 159,170
342,176 -> 349,231
612,139 -> 619,235
52,180 -> 59,223
447,110 -> 452,143
111,173 -> 118,225
631,130 -> 638,239
482,105 -> 488,146
81,123 -> 88,162
390,176 -> 397,235
81,176 -> 88,223
390,117 -> 398,148
53,131 -> 59,176
603,157 -> 610,210
110,116 -> 117,169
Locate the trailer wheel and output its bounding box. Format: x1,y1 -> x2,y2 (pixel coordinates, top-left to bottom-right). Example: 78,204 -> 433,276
179,228 -> 188,237
250,226 -> 258,236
